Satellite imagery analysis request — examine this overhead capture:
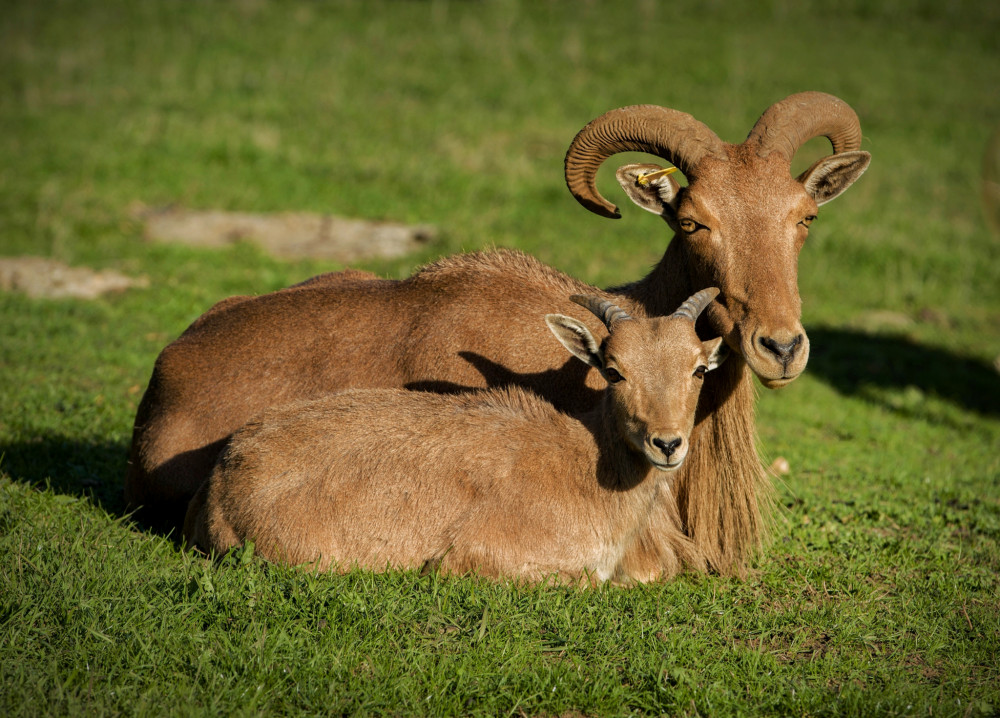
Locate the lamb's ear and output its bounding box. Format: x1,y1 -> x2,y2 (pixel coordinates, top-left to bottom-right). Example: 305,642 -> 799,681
616,164 -> 681,216
702,337 -> 729,371
545,314 -> 603,369
796,150 -> 871,205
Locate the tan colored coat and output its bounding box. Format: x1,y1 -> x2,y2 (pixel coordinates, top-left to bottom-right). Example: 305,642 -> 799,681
184,296 -> 725,583
131,93 -> 871,578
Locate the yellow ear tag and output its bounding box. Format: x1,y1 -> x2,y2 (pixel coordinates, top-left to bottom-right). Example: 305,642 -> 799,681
637,167 -> 679,186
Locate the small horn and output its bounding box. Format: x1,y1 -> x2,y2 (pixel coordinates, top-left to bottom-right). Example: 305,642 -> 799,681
570,294 -> 633,330
671,288 -> 720,322
745,91 -> 863,162
564,105 -> 726,219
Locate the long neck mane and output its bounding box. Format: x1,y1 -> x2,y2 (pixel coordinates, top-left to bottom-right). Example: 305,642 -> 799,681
612,239 -> 692,317
607,238 -> 773,577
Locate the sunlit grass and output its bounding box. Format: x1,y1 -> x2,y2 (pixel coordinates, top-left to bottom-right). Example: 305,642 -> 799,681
1,0 -> 998,715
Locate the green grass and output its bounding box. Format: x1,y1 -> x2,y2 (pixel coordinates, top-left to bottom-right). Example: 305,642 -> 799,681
1,0 -> 998,715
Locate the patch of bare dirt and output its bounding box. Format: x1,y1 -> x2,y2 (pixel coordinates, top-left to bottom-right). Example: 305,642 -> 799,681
135,204 -> 435,262
0,257 -> 149,299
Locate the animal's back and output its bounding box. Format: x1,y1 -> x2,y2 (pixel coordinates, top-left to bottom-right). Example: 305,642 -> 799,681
189,386 -> 610,578
127,250 -> 624,529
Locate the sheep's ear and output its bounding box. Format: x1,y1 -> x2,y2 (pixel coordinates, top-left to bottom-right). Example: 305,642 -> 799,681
616,164 -> 682,216
545,314 -> 603,370
702,337 -> 729,372
796,151 -> 871,205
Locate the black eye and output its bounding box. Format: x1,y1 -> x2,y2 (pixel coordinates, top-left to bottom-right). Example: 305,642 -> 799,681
799,215 -> 816,227
694,365 -> 708,379
604,367 -> 624,384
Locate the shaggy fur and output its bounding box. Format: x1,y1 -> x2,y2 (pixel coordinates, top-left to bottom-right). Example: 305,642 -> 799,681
127,93 -> 871,578
183,297 -> 725,583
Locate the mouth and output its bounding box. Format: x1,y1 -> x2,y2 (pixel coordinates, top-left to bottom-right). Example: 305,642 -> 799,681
759,375 -> 796,390
743,332 -> 810,389
649,459 -> 684,472
746,351 -> 806,389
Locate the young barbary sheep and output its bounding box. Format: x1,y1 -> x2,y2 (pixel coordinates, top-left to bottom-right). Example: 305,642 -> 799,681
129,91 -> 871,578
183,290 -> 727,584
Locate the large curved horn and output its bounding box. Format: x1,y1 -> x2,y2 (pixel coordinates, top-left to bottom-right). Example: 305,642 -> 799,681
745,91 -> 863,162
564,105 -> 726,219
570,294 -> 633,330
671,287 -> 720,323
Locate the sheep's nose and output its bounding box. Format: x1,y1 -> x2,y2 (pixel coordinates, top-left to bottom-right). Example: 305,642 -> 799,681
759,334 -> 803,364
652,437 -> 682,459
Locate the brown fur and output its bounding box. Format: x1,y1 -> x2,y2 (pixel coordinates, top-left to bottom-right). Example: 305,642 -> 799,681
183,303 -> 725,584
128,99 -> 869,578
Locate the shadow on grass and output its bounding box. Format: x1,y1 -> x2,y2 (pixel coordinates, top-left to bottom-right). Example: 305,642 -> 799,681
805,326 -> 1000,419
1,435 -> 131,521
3,326 -> 995,541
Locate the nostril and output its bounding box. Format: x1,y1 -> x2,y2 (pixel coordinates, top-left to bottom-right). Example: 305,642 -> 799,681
652,437 -> 682,458
759,334 -> 803,361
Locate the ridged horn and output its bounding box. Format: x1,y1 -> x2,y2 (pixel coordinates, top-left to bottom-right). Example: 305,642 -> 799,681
570,294 -> 633,330
564,105 -> 726,219
745,91 -> 863,162
671,287 -> 720,323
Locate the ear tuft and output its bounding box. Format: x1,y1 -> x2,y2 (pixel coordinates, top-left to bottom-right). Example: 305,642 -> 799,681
615,163 -> 682,216
703,337 -> 730,371
545,314 -> 603,370
797,151 -> 871,205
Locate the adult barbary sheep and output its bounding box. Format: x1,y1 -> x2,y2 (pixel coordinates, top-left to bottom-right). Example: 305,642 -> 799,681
183,290 -> 727,583
128,91 -> 871,577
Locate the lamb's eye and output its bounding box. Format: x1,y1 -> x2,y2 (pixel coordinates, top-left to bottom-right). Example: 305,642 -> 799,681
799,215 -> 816,227
679,218 -> 699,234
604,368 -> 624,384
693,365 -> 708,379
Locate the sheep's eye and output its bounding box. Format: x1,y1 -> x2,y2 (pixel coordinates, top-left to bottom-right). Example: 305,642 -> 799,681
604,367 -> 624,384
679,218 -> 701,234
799,215 -> 816,227
693,365 -> 708,379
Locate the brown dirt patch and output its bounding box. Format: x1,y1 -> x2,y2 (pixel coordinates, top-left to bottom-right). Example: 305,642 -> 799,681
135,204 -> 435,262
0,257 -> 149,299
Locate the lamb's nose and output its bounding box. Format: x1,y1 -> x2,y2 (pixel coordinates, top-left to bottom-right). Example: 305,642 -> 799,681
652,437 -> 682,459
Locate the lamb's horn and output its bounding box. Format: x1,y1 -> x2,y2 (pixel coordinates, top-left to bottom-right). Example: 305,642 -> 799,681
570,294 -> 634,330
671,288 -> 721,323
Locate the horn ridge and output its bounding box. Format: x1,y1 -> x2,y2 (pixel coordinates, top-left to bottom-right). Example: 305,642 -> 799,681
671,287 -> 720,322
746,91 -> 863,162
570,294 -> 633,329
564,105 -> 726,219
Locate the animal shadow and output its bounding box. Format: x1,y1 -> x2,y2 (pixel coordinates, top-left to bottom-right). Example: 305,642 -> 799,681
405,351 -> 601,412
805,326 -> 1000,419
1,435 -> 130,517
